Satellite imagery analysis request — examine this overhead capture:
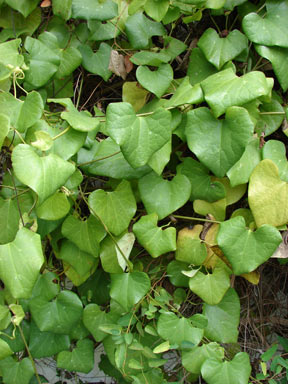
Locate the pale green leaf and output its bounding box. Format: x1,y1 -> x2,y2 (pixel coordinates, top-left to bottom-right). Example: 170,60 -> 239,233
57,339 -> 94,373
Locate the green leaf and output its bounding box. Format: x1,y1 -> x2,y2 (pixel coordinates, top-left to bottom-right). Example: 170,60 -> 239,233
203,288 -> 240,343
136,64 -> 173,98
83,303 -> 119,342
5,0 -> 38,17
48,98 -> 99,133
0,228 -> 44,299
88,180 -> 136,236
167,260 -> 189,287
227,137 -> 261,187
0,197 -> 19,244
188,47 -> 218,86
29,290 -> 83,334
31,272 -> 60,301
12,144 -> 75,204
57,339 -> 94,373
242,0 -> 288,47
106,102 -> 171,168
185,107 -> 253,177
130,51 -> 170,67
24,36 -> 60,88
201,68 -> 273,117
177,158 -> 226,202
29,321 -> 70,359
110,272 -> 151,311
72,0 -> 118,20
36,192 -> 70,221
88,20 -> 120,41
157,312 -> 204,348
58,240 -> 98,286
0,114 -> 9,150
198,29 -> 247,69
201,352 -> 251,384
0,339 -> 13,360
165,77 -> 204,108
217,216 -> 281,275
62,214 -> 105,257
255,45 -> 288,92
0,38 -> 24,70
31,130 -> 53,151
52,0 -> 72,20
138,172 -> 191,220
125,13 -> 166,49
133,213 -> 176,258
122,82 -> 149,112
248,159 -> 288,227
79,43 -> 112,81
144,0 -> 169,21
189,262 -> 231,304
77,138 -> 151,179
175,226 -> 207,265
147,140 -> 171,175
100,232 -> 134,273
56,46 -> 82,79
262,140 -> 288,182
255,94 -> 284,136
0,357 -> 34,384
0,305 -> 11,331
182,342 -> 224,374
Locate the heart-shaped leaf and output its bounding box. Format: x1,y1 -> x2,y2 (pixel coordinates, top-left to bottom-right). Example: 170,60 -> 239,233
12,144 -> 75,204
157,312 -> 204,347
136,64 -> 173,98
175,226 -> 207,265
242,0 -> 288,47
88,180 -> 136,236
217,216 -> 281,275
255,94 -> 284,136
182,342 -> 224,374
201,352 -> 251,384
5,0 -> 38,17
106,102 -> 171,168
122,82 -> 149,112
133,213 -> 176,258
62,214 -> 105,257
248,159 -> 288,227
79,43 -> 112,81
58,240 -> 98,286
125,13 -> 166,49
24,36 -> 60,88
83,303 -> 119,342
36,192 -> 70,221
203,288 -> 240,343
167,260 -> 189,288
110,272 -> 151,312
201,68 -> 273,117
0,339 -> 13,360
227,137 -> 261,187
138,172 -> 191,220
0,357 -> 34,384
262,140 -> 288,182
178,158 -> 226,202
185,107 -> 253,177
255,45 -> 288,92
198,28 -> 247,69
72,0 -> 118,20
189,262 -> 231,304
77,138 -> 151,179
0,228 -> 44,299
57,339 -> 94,373
29,290 -> 83,334
29,321 -> 70,359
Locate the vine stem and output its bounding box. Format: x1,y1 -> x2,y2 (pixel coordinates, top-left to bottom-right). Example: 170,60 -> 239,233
18,325 -> 42,384
79,186 -> 133,272
77,151 -> 121,167
172,214 -> 221,224
259,111 -> 285,115
52,126 -> 70,140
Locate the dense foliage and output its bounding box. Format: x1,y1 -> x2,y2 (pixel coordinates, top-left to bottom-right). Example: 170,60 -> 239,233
0,0 -> 287,383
